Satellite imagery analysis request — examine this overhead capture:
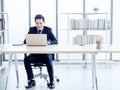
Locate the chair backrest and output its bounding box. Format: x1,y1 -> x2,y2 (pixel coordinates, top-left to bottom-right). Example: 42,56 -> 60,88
31,62 -> 46,69
24,53 -> 55,68
24,54 -> 55,60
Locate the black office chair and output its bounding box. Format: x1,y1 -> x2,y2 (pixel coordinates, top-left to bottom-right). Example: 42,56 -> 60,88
24,54 -> 60,86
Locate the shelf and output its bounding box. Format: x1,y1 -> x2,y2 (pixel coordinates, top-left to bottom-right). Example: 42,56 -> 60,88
0,30 -> 8,32
71,29 -> 111,30
60,12 -> 109,15
60,29 -> 111,31
0,12 -> 8,14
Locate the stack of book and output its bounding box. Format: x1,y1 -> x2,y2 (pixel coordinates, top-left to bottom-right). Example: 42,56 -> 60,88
72,35 -> 102,45
70,18 -> 110,30
70,19 -> 89,30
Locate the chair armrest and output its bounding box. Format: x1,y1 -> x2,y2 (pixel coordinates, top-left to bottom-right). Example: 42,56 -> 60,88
24,53 -> 27,58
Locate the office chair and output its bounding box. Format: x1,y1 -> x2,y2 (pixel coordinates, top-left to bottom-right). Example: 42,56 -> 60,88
24,54 -> 60,86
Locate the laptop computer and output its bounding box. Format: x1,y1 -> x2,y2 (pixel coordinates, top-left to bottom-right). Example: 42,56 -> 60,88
26,34 -> 47,46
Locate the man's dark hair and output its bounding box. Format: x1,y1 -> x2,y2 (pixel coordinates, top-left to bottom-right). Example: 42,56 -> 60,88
35,14 -> 45,22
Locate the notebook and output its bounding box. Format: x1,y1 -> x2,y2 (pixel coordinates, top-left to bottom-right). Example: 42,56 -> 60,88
26,34 -> 47,46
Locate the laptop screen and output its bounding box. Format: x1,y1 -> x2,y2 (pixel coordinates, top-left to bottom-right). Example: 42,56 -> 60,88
26,34 -> 47,46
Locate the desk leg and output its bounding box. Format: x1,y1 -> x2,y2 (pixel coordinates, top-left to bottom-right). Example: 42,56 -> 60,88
14,54 -> 19,88
83,53 -> 87,68
91,54 -> 95,88
91,53 -> 98,90
5,54 -> 13,90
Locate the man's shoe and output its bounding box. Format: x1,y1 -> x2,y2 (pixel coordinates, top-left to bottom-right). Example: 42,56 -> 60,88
25,80 -> 36,89
48,82 -> 55,89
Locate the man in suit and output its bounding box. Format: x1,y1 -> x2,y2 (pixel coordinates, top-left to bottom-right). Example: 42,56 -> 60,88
23,14 -> 58,89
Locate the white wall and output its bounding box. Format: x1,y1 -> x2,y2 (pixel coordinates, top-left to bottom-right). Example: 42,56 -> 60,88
4,0 -> 56,44
30,0 -> 56,34
4,0 -> 29,44
112,0 -> 120,60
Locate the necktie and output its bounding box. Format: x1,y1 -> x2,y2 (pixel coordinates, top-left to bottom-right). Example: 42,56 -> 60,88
38,30 -> 42,34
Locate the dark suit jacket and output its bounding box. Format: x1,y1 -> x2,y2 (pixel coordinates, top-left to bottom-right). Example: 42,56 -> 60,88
23,26 -> 58,60
24,26 -> 58,44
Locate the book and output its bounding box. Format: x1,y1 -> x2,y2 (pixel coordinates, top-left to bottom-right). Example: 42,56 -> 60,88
0,18 -> 5,30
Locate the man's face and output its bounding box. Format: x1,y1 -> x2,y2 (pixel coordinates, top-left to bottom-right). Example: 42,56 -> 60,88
35,19 -> 45,30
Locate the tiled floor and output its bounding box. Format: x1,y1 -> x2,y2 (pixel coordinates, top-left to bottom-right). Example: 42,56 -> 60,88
1,61 -> 120,90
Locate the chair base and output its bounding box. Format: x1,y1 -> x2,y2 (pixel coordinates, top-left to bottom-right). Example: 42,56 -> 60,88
34,73 -> 49,83
34,72 -> 60,84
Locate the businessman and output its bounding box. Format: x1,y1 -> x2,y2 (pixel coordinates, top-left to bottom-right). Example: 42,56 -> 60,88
23,14 -> 58,89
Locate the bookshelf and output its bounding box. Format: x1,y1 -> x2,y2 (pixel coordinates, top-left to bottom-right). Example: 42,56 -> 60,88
0,12 -> 9,43
58,12 -> 112,61
70,13 -> 110,30
59,12 -> 111,44
0,13 -> 8,90
0,12 -> 9,66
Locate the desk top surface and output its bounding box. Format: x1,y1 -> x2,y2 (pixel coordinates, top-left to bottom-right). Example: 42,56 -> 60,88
0,44 -> 119,53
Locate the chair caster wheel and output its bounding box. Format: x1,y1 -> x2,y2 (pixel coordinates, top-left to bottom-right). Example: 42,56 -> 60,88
56,79 -> 60,82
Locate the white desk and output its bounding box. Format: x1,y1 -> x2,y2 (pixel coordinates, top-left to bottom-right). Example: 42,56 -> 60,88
1,44 -> 120,90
